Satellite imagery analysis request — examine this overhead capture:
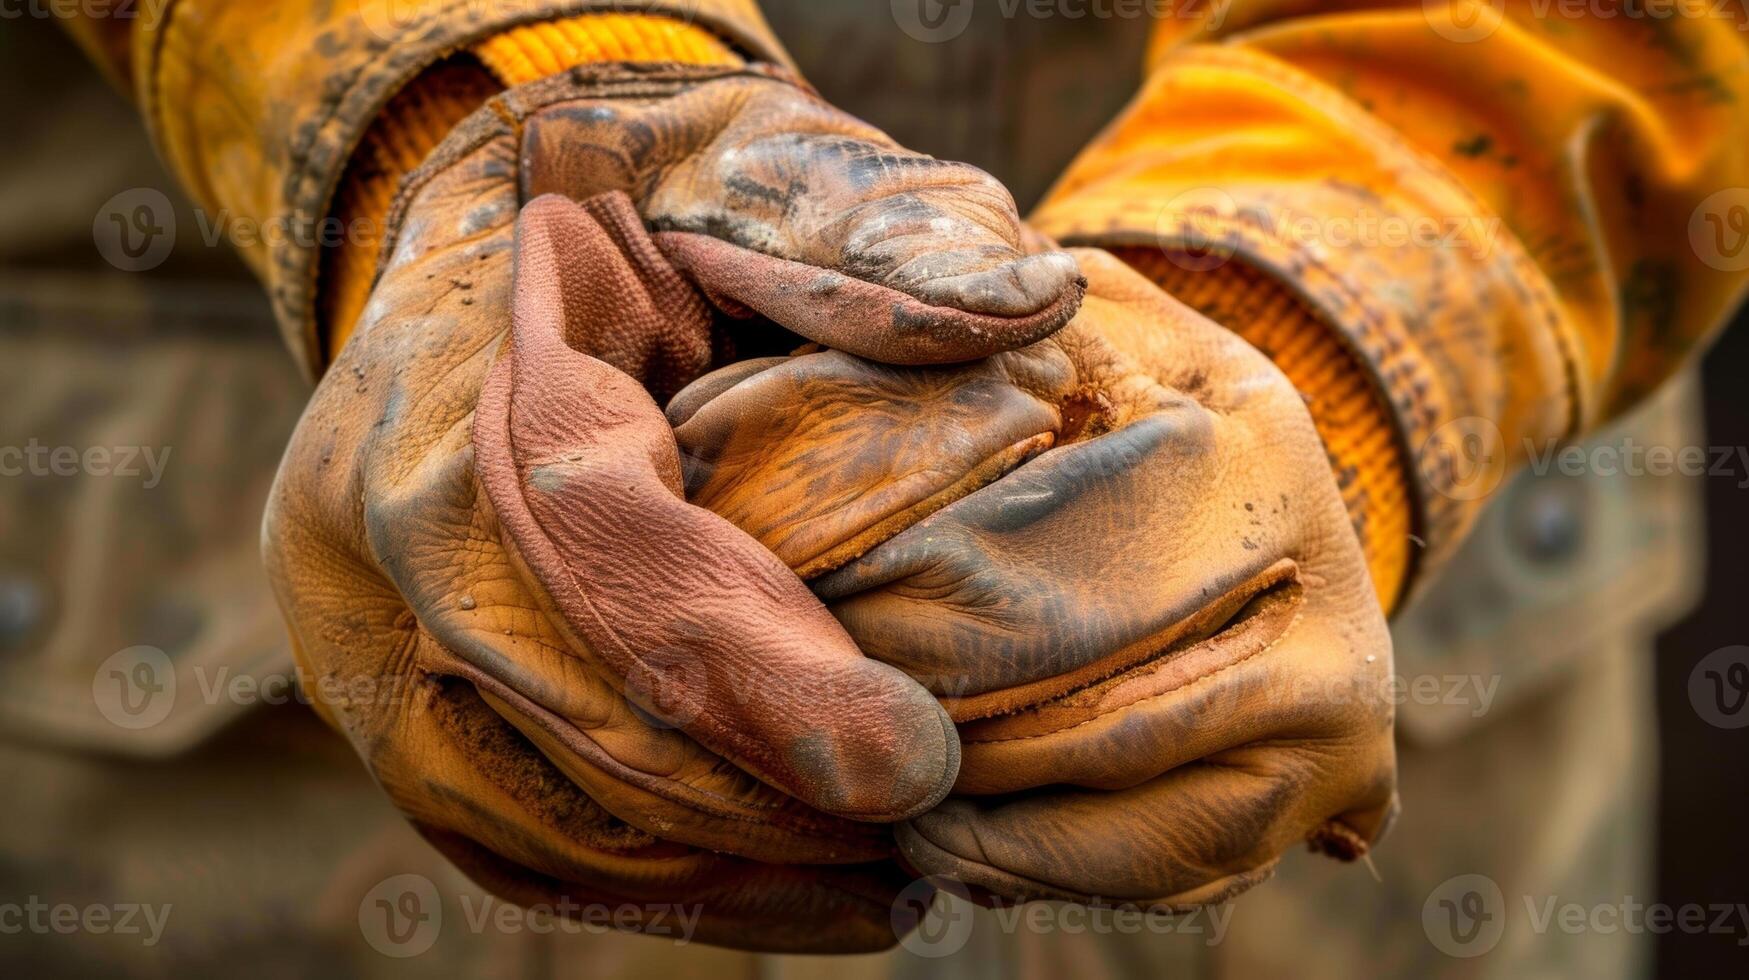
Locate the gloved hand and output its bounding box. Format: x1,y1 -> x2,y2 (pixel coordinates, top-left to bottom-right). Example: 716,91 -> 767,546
673,248 -> 1397,909
263,63 -> 1083,952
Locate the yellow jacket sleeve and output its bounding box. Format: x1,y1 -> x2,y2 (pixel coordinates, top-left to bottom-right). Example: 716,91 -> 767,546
57,0 -> 789,377
1034,1 -> 1749,606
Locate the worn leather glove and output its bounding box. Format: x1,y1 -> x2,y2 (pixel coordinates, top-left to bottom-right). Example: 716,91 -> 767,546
263,63 -> 1082,952
673,248 -> 1397,909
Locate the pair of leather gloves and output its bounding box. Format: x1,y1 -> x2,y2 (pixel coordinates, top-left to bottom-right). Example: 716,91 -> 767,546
265,64 -> 1395,953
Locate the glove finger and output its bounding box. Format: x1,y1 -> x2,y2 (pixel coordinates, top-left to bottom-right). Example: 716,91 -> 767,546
947,563 -> 1304,794
374,646 -> 913,954
520,72 -> 1084,363
270,523 -> 909,948
471,670 -> 890,864
669,345 -> 1072,578
425,822 -> 923,954
274,109 -> 924,952
895,740 -> 1397,909
656,231 -> 1081,365
950,607 -> 1395,795
379,525 -> 893,863
371,646 -> 724,890
813,404 -> 1283,717
474,194 -> 958,822
354,189 -> 897,859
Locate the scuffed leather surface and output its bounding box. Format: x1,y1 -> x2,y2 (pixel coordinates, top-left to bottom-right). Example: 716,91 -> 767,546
90,0 -> 793,377
476,193 -> 957,821
263,66 -> 1079,952
399,63 -> 1085,363
674,249 -> 1398,910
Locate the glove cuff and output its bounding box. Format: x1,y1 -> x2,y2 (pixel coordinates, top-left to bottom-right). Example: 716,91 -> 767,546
131,0 -> 788,378
1034,46 -> 1584,601
476,13 -> 742,83
322,13 -> 745,359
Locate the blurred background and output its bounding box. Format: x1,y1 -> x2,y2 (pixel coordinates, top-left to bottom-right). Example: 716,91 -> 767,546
2,7 -> 1745,977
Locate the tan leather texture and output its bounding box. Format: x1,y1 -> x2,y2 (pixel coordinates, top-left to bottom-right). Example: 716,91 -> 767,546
674,249 -> 1398,910
72,0 -> 793,378
262,64 -> 1082,952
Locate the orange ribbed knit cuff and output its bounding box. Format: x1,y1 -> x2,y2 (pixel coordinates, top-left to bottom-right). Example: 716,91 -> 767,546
320,14 -> 743,359
475,13 -> 739,82
1113,248 -> 1413,611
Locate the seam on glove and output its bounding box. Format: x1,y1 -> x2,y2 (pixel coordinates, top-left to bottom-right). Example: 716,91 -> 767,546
960,608 -> 1296,746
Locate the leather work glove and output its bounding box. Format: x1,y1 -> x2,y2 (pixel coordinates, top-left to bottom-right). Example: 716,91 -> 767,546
672,248 -> 1398,909
263,64 -> 1082,952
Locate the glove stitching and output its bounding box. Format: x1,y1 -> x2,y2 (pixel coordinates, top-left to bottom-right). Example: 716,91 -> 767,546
959,601 -> 1307,746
